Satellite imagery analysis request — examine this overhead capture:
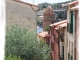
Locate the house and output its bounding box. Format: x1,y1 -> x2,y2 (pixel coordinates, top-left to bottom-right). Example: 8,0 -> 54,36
38,1 -> 79,60
47,0 -> 79,60
38,6 -> 68,60
48,20 -> 67,60
6,0 -> 39,31
62,0 -> 79,60
48,0 -> 79,60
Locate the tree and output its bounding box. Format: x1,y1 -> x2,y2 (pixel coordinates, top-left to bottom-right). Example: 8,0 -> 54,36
38,1 -> 72,10
42,5 -> 46,8
5,25 -> 51,60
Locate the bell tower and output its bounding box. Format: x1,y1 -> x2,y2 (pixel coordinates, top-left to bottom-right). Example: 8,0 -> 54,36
43,6 -> 55,31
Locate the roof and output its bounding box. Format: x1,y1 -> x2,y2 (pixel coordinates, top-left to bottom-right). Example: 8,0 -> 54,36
70,5 -> 78,11
55,22 -> 67,30
14,0 -> 38,7
38,31 -> 48,37
50,20 -> 67,30
62,1 -> 78,7
50,20 -> 67,26
38,20 -> 67,37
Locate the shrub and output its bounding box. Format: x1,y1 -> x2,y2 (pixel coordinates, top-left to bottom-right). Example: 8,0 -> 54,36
5,25 -> 51,60
45,26 -> 50,31
5,55 -> 22,60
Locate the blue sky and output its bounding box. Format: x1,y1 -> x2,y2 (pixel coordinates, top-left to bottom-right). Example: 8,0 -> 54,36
22,0 -> 71,5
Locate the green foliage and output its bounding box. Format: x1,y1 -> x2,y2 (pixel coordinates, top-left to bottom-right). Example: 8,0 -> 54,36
38,1 -> 72,10
45,26 -> 50,31
38,1 -> 70,21
5,55 -> 22,60
57,12 -> 63,18
5,25 -> 51,60
38,2 -> 51,10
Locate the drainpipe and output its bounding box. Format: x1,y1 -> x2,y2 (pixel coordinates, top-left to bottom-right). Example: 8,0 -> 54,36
78,10 -> 80,60
75,10 -> 79,60
74,11 -> 76,60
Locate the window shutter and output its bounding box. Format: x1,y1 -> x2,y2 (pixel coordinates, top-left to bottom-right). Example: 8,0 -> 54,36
62,46 -> 64,60
68,53 -> 73,60
67,11 -> 73,34
68,53 -> 71,60
70,11 -> 73,34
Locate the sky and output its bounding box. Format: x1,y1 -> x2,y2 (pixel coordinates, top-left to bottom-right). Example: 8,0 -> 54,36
22,0 -> 71,5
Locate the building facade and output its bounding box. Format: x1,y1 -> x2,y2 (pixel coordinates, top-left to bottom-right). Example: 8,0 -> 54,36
48,20 -> 67,60
38,1 -> 79,60
62,0 -> 79,60
6,0 -> 39,31
48,1 -> 79,60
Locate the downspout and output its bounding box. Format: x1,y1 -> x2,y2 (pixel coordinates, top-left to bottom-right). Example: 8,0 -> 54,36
75,10 -> 79,60
78,10 -> 80,60
73,11 -> 76,60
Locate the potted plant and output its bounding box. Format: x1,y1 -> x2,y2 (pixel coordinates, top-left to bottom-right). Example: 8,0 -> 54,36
45,26 -> 50,31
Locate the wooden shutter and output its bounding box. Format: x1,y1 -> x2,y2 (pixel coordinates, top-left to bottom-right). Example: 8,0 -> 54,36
70,11 -> 73,34
62,46 -> 64,60
67,11 -> 73,34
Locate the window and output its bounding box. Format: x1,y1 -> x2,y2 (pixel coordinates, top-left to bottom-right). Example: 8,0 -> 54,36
68,53 -> 73,60
67,11 -> 74,34
68,53 -> 70,60
62,46 -> 64,60
68,42 -> 73,60
70,11 -> 73,34
71,43 -> 73,60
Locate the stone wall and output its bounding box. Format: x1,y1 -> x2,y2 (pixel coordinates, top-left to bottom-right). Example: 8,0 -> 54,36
6,0 -> 38,31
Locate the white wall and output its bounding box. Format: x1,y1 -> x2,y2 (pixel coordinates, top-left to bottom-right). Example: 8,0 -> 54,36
0,0 -> 5,60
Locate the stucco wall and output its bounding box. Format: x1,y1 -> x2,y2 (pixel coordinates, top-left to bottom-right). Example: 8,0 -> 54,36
6,0 -> 38,32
